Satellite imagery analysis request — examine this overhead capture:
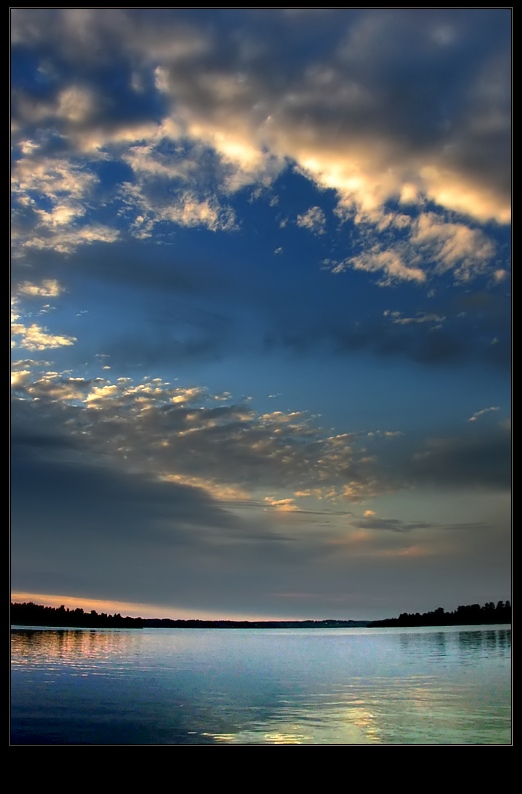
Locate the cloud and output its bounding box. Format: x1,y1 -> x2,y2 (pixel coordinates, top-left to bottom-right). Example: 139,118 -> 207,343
11,289 -> 77,352
296,206 -> 326,235
11,367 -> 404,506
351,515 -> 440,533
347,246 -> 426,285
264,497 -> 300,512
11,150 -> 120,253
11,434 -> 510,617
9,10 -> 511,622
118,180 -> 237,237
384,310 -> 445,327
409,428 -> 511,489
468,406 -> 500,422
12,419 -> 366,617
19,224 -> 120,254
11,152 -> 98,203
11,322 -> 76,351
410,213 -> 496,282
267,298 -> 510,370
13,360 -> 511,498
492,269 -> 509,283
11,369 -> 33,388
17,279 -> 64,298
328,210 -> 501,286
11,9 -> 510,262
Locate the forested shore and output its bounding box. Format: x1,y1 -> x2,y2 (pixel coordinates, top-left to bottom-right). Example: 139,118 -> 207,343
11,600 -> 511,629
10,602 -> 368,629
368,601 -> 511,627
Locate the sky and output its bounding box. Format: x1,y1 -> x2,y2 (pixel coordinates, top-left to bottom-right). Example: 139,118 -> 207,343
10,8 -> 511,621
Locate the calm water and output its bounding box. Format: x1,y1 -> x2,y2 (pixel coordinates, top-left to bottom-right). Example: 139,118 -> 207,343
11,625 -> 511,745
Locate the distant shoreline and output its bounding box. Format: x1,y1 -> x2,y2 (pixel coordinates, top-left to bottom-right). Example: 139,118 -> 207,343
11,600 -> 511,630
12,622 -> 512,632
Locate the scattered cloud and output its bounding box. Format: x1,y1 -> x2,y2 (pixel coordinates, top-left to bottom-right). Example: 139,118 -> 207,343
468,406 -> 500,422
11,9 -> 510,271
11,322 -> 76,351
10,9 -> 511,621
327,210 -> 501,286
17,279 -> 64,298
264,497 -> 300,512
11,367 -> 407,505
351,515 -> 438,533
296,206 -> 326,235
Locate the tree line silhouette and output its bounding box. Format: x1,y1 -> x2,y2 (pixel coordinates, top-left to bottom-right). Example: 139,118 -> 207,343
368,601 -> 511,627
11,600 -> 511,629
10,602 -> 367,629
10,602 -> 145,628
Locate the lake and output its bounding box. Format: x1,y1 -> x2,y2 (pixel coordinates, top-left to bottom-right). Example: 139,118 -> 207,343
10,625 -> 511,745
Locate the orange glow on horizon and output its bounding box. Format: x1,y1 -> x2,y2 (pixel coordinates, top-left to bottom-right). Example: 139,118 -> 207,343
10,592 -> 303,622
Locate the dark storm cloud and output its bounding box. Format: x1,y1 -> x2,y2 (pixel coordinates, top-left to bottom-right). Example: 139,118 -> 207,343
10,239 -> 229,299
11,449 -> 237,541
352,517 -> 435,533
342,413 -> 511,494
10,435 -> 318,612
351,516 -> 485,534
265,300 -> 511,371
408,429 -> 511,490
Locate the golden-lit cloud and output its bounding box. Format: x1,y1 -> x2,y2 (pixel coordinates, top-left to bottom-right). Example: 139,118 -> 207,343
20,223 -> 119,254
327,209 -> 499,285
12,154 -> 98,201
11,290 -> 77,352
160,473 -> 250,502
119,180 -> 237,236
296,206 -> 326,235
12,367 -> 404,506
410,213 -> 496,281
11,369 -> 32,388
12,322 -> 76,351
348,247 -> 427,285
11,9 -> 510,267
264,497 -> 300,512
17,279 -> 64,298
11,151 -> 120,252
23,373 -> 87,402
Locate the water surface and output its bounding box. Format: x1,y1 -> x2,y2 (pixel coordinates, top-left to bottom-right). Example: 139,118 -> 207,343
11,625 -> 511,745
